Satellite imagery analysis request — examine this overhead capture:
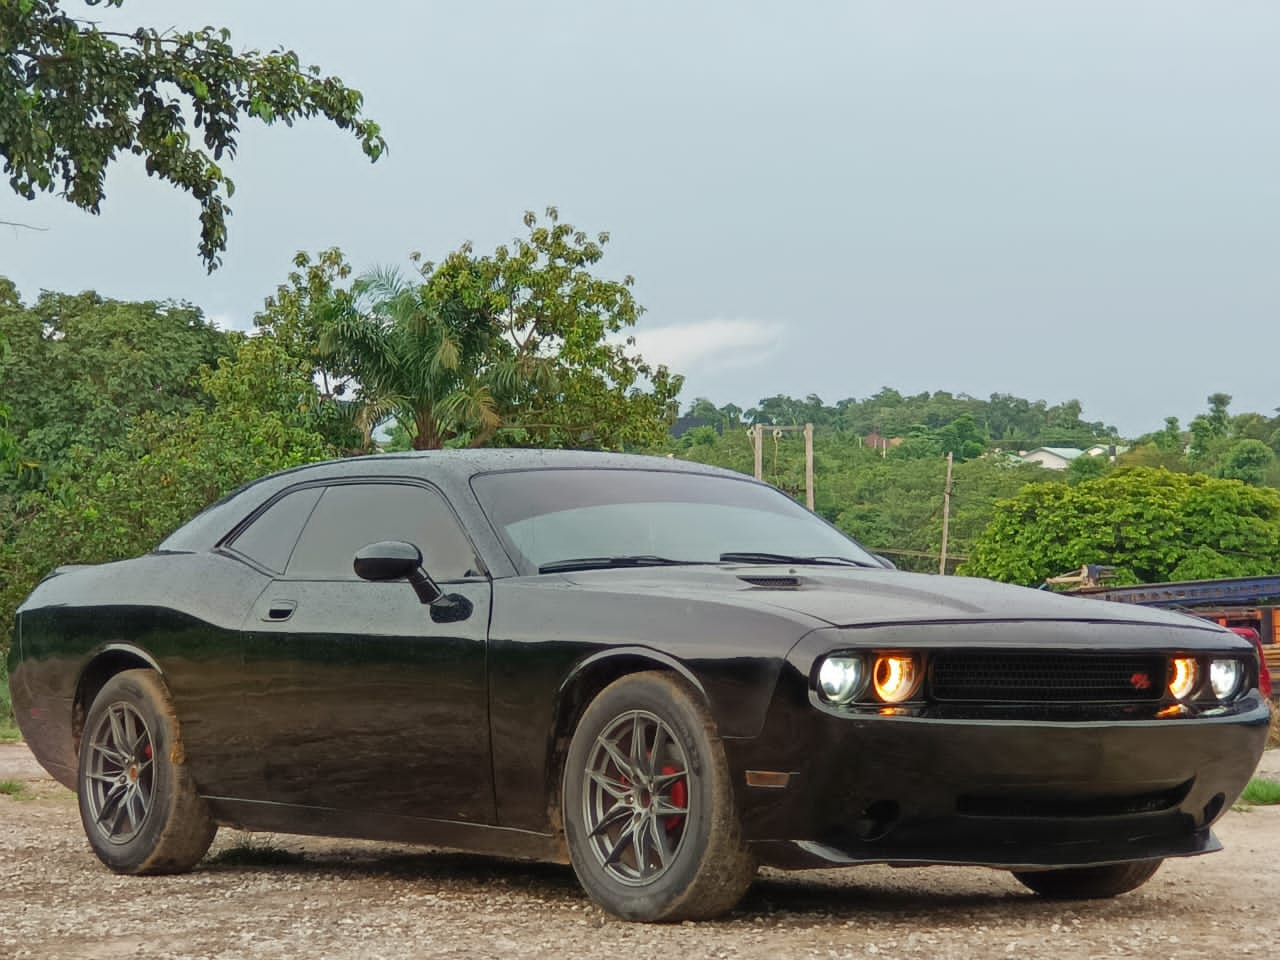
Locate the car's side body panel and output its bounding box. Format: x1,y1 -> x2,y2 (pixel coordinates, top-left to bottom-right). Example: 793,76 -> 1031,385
11,553 -> 266,796
236,577 -> 495,824
485,578 -> 816,831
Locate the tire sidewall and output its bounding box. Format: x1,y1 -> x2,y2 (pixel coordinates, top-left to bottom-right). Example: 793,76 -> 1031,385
77,670 -> 183,873
562,673 -> 723,921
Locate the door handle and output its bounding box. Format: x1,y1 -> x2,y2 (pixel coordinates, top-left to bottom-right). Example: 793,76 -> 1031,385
263,599 -> 296,622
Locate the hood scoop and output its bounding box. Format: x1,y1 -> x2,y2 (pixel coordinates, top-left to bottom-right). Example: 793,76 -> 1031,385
738,574 -> 804,589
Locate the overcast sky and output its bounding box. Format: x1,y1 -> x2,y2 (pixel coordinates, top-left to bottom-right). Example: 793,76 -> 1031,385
4,1 -> 1278,437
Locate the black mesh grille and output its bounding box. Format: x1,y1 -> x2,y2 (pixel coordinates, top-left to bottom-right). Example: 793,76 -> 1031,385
737,575 -> 801,588
930,652 -> 1167,703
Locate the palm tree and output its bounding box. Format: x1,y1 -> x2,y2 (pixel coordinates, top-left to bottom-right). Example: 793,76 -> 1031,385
320,262 -> 554,450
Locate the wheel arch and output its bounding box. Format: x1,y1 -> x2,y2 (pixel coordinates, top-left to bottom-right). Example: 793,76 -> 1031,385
73,644 -> 163,752
544,648 -> 709,834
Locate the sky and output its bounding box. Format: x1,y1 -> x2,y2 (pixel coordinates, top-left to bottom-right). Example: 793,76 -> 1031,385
4,0 -> 1279,438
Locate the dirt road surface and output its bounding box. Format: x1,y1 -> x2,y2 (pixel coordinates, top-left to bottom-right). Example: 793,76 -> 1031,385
3,743 -> 1277,960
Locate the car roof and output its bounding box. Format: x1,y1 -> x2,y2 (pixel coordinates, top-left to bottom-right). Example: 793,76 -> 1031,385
157,450 -> 748,553
303,448 -> 742,477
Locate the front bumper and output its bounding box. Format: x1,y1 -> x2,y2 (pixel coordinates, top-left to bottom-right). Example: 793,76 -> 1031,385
729,678 -> 1270,871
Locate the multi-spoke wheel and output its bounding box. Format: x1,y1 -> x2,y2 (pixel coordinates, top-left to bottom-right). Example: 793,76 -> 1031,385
562,672 -> 754,922
77,669 -> 216,874
82,698 -> 156,845
1012,860 -> 1162,899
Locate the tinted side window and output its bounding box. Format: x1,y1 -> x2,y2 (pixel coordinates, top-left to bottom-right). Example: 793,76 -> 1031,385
287,483 -> 480,580
226,487 -> 323,573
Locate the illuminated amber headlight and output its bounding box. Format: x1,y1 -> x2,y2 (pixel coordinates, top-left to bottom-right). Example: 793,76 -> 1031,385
1169,657 -> 1200,700
872,654 -> 921,703
1209,659 -> 1243,700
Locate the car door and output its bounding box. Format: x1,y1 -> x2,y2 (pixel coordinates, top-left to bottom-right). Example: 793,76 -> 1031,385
234,479 -> 495,824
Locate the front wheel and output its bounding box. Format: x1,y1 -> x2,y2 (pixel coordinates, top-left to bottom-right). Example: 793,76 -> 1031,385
1012,860 -> 1162,899
561,671 -> 755,922
77,669 -> 217,874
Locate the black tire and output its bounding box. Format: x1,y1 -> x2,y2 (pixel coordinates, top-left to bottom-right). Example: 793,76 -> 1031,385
1012,859 -> 1162,899
77,669 -> 217,874
561,671 -> 755,922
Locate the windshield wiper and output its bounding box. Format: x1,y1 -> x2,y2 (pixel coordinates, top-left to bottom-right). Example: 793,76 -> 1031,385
538,555 -> 702,574
718,551 -> 874,568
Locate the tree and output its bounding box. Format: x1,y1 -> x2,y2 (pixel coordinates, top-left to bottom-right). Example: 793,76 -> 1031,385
964,468 -> 1280,586
1207,392 -> 1233,436
322,258 -> 512,450
0,281 -> 236,473
319,209 -> 683,450
1153,416 -> 1183,452
1218,439 -> 1275,486
935,413 -> 986,461
1065,451 -> 1109,485
1,0 -> 385,268
252,248 -> 364,452
0,335 -> 333,656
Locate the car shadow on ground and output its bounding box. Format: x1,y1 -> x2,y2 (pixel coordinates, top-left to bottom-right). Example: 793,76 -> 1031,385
198,843 -> 1171,923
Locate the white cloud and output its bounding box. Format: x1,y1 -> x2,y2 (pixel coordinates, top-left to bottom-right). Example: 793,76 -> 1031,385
625,318 -> 784,375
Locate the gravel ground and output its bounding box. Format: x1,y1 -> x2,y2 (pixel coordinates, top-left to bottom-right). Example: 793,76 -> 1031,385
3,744 -> 1278,960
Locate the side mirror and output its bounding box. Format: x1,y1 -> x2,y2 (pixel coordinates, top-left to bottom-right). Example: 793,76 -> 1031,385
353,540 -> 443,605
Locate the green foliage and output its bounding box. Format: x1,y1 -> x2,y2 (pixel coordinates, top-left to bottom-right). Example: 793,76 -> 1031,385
0,0 -> 385,268
1217,439 -> 1275,486
670,425 -> 1050,572
965,468 -> 1280,586
682,397 -> 744,432
1240,778 -> 1280,806
0,282 -> 237,477
828,453 -> 1048,572
1065,452 -> 1110,485
316,208 -> 683,450
0,779 -> 29,798
0,336 -> 333,658
738,388 -> 1117,453
0,661 -> 16,741
935,414 -> 985,461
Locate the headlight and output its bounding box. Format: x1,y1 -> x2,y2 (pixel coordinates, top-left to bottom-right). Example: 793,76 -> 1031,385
1209,658 -> 1243,700
818,656 -> 866,704
1169,657 -> 1199,700
872,654 -> 921,703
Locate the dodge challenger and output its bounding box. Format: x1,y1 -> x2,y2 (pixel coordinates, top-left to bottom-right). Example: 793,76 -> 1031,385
7,451 -> 1270,921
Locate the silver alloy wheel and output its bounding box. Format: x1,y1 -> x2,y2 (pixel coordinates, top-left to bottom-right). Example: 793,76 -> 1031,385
82,700 -> 155,844
581,709 -> 691,886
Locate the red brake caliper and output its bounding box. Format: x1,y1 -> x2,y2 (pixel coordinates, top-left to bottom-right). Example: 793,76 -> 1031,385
662,765 -> 687,831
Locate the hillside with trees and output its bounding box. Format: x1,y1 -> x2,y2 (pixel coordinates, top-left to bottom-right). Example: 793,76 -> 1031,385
662,390 -> 1280,583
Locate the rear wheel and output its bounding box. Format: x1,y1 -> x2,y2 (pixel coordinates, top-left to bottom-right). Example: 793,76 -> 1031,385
1012,860 -> 1162,899
77,669 -> 216,874
562,671 -> 755,922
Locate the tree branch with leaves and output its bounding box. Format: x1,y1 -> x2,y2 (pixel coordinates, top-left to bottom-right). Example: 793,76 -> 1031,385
0,0 -> 385,269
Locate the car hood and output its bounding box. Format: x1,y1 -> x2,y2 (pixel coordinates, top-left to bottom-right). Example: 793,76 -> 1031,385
556,565 -> 1221,632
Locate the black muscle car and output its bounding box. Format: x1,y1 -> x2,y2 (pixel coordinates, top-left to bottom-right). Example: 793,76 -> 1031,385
7,451 -> 1270,921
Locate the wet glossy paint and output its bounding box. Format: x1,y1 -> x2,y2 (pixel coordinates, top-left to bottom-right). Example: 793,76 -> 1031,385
8,450 -> 1271,871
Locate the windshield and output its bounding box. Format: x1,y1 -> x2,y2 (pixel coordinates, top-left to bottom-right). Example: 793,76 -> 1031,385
471,468 -> 878,573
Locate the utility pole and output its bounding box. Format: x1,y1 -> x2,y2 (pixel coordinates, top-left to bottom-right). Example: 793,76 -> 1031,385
803,423 -> 814,511
939,451 -> 954,575
751,423 -> 814,510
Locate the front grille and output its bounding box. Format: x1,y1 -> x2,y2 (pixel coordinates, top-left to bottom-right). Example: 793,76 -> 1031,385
930,651 -> 1167,703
